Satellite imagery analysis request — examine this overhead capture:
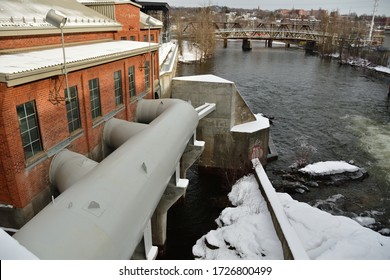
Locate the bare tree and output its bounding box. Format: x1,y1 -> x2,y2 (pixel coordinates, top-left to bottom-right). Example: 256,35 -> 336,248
189,6 -> 216,62
171,9 -> 186,56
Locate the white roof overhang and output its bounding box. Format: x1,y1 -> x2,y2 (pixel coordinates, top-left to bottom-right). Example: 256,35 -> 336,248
0,40 -> 158,87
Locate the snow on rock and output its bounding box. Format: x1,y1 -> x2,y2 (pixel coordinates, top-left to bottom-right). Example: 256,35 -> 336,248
299,161 -> 360,175
192,175 -> 284,260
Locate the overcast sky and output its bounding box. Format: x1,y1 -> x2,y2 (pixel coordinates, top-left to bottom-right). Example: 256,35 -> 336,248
141,0 -> 390,16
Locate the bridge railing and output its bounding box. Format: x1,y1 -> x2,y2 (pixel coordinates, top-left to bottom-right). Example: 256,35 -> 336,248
215,28 -> 321,40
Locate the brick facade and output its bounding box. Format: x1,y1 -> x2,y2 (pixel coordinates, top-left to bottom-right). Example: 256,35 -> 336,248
0,1 -> 161,228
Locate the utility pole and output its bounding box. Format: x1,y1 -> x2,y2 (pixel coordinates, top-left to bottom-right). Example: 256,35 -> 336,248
368,0 -> 379,43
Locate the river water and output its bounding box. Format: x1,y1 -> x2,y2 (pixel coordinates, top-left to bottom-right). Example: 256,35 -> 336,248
161,40 -> 390,259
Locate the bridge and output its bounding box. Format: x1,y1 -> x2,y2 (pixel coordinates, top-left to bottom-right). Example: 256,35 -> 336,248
183,21 -> 322,50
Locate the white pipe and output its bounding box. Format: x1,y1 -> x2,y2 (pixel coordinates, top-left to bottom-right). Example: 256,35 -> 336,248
103,118 -> 148,149
13,99 -> 198,259
49,149 -> 98,193
0,228 -> 38,260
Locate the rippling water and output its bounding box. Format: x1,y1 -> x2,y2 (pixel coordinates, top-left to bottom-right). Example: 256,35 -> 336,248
162,40 -> 390,259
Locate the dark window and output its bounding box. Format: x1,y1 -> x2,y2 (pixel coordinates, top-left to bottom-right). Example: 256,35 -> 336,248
150,34 -> 154,42
128,66 -> 136,98
143,35 -> 148,42
130,36 -> 136,41
114,71 -> 123,106
89,78 -> 101,119
145,61 -> 150,90
120,36 -> 127,40
16,101 -> 43,160
65,86 -> 81,133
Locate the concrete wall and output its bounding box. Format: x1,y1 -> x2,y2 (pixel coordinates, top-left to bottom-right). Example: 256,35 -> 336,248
172,75 -> 269,174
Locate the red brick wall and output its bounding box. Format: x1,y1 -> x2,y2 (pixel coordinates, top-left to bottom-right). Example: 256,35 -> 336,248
0,1 -> 162,217
0,50 -> 157,208
0,32 -> 115,51
115,4 -> 140,34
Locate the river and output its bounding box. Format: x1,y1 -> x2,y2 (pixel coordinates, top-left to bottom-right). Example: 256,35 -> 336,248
160,40 -> 390,260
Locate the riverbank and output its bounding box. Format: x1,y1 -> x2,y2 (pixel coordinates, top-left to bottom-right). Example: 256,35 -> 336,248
170,39 -> 390,260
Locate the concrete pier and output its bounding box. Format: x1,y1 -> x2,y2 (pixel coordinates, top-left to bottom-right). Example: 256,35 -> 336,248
242,38 -> 252,51
172,74 -> 270,177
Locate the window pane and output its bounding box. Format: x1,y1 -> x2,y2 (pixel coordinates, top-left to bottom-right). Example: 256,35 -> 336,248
17,106 -> 25,119
23,145 -> 33,159
88,79 -> 101,120
19,118 -> 28,132
31,139 -> 42,154
27,115 -> 37,130
17,101 -> 43,160
128,66 -> 136,98
114,71 -> 123,106
21,132 -> 30,146
24,101 -> 35,116
30,127 -> 39,141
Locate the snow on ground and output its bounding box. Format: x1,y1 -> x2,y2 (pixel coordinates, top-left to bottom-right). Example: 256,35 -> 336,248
279,192 -> 390,259
299,160 -> 360,175
193,175 -> 284,260
193,171 -> 390,260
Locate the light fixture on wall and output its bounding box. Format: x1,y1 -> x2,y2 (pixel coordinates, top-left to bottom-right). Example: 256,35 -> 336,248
46,9 -> 71,103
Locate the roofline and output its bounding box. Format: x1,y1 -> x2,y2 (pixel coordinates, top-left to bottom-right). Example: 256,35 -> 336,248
137,1 -> 170,10
80,1 -> 142,8
0,44 -> 159,87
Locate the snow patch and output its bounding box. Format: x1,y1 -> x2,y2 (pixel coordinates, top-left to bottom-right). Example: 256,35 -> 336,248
299,161 -> 360,175
231,114 -> 270,133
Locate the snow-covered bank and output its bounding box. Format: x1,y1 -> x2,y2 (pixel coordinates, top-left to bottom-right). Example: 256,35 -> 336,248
177,41 -> 203,63
342,57 -> 390,76
193,172 -> 390,260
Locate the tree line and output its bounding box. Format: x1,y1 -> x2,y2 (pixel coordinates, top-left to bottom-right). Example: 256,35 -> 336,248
171,6 -> 389,66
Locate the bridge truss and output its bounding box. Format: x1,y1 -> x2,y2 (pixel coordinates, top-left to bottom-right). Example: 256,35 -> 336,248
184,21 -> 322,43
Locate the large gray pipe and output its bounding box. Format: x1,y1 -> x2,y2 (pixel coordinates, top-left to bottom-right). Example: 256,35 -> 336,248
49,150 -> 98,193
13,99 -> 198,259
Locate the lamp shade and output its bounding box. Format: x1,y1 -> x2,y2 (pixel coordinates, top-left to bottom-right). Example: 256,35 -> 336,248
46,9 -> 67,28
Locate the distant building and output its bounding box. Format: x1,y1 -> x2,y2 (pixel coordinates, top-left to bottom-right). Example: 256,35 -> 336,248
0,0 -> 162,228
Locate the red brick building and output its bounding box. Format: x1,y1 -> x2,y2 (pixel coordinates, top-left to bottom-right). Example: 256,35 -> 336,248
0,0 -> 162,228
